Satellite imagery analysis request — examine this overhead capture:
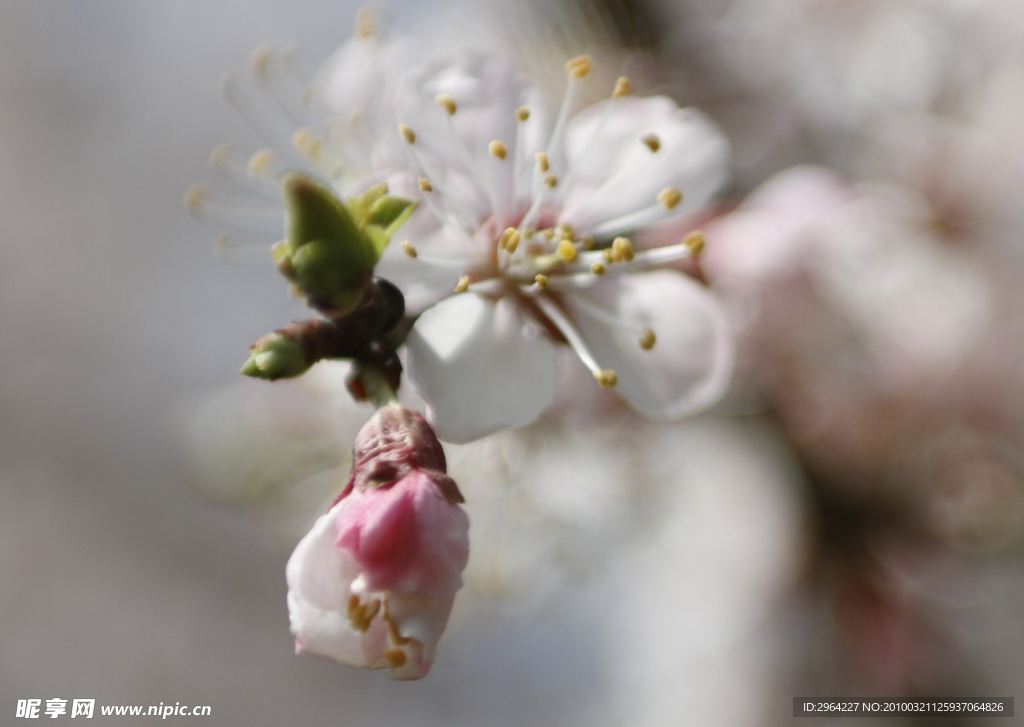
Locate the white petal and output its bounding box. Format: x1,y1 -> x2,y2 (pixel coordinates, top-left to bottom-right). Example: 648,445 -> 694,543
285,502 -> 388,668
406,293 -> 558,443
394,49 -> 536,226
566,271 -> 733,419
314,35 -> 416,177
559,97 -> 730,233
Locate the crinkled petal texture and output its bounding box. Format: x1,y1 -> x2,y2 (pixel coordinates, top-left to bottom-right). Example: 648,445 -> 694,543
566,270 -> 734,419
406,293 -> 559,443
560,97 -> 731,234
286,471 -> 469,680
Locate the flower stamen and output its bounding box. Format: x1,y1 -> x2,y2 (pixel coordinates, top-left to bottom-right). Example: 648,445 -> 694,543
534,295 -> 615,388
570,295 -> 656,351
209,145 -> 278,195
185,184 -> 285,234
591,188 -> 687,238
611,236 -> 635,262
657,187 -> 682,210
565,55 -> 592,79
682,230 -> 706,256
435,93 -> 457,116
346,595 -> 381,634
489,140 -> 507,160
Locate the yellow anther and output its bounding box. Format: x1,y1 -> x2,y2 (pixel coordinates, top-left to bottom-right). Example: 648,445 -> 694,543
542,228 -> 555,240
535,152 -> 549,173
556,224 -> 575,241
534,274 -> 549,290
683,230 -> 706,256
399,124 -> 416,144
566,54 -> 592,79
384,649 -> 407,669
594,369 -> 617,387
418,177 -> 433,192
355,5 -> 375,38
612,236 -> 635,262
517,106 -> 530,122
557,238 -> 577,262
185,184 -> 205,213
455,276 -> 470,293
247,149 -> 275,176
544,174 -> 558,188
210,144 -> 231,165
580,235 -> 595,250
612,76 -> 632,97
642,134 -> 661,153
603,248 -> 613,264
489,140 -> 507,160
401,240 -> 418,258
639,328 -> 656,350
346,596 -> 381,634
658,187 -> 682,210
505,230 -> 521,253
435,93 -> 457,115
293,128 -> 319,156
591,261 -> 606,275
249,46 -> 271,78
498,227 -> 514,250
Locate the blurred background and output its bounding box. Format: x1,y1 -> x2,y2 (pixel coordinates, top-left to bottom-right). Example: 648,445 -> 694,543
2,0 -> 1024,725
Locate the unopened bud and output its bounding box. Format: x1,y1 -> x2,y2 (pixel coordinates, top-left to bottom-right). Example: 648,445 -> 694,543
240,329 -> 310,380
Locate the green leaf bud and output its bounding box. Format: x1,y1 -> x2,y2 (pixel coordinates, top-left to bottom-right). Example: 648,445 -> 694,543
240,330 -> 311,381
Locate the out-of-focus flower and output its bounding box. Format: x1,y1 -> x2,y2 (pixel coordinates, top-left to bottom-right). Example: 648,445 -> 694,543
383,49 -> 734,442
286,403 -> 468,680
704,165 -> 992,388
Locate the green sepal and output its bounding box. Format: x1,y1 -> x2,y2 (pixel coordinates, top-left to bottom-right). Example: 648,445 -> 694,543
365,195 -> 418,237
344,183 -> 389,228
362,225 -> 390,259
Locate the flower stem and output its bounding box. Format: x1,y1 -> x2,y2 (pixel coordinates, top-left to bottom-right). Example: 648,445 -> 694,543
357,362 -> 400,408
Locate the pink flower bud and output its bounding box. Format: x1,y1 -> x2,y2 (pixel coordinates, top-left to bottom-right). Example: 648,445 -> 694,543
286,404 -> 469,680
